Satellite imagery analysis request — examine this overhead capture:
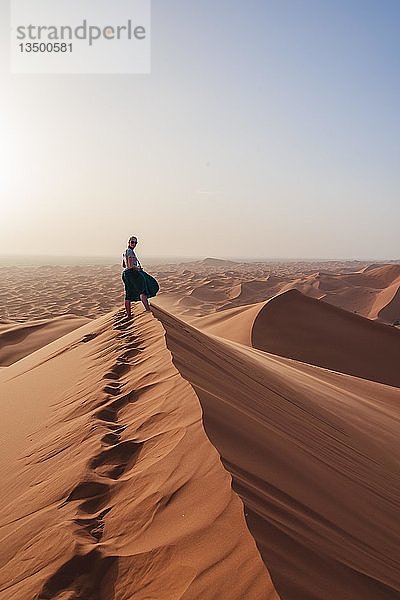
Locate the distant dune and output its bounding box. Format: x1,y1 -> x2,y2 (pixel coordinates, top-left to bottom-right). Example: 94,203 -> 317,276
157,261 -> 400,322
298,263 -> 400,322
2,260 -> 399,324
201,257 -> 240,266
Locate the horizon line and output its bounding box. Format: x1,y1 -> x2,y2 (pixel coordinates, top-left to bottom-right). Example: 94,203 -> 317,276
0,253 -> 399,263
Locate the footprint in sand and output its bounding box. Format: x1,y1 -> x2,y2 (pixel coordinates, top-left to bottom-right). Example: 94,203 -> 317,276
101,431 -> 121,446
66,480 -> 108,501
37,549 -> 116,600
113,317 -> 133,331
74,507 -> 112,541
103,361 -> 130,380
95,391 -> 137,423
89,440 -> 143,479
66,480 -> 111,514
116,332 -> 135,341
103,382 -> 123,396
80,333 -> 98,343
96,405 -> 118,423
118,348 -> 143,360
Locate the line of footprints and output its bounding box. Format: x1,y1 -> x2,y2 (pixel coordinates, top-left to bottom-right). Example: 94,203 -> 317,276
38,312 -> 144,599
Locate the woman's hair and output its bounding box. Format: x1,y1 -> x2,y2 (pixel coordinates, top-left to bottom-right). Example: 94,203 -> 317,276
128,236 -> 137,244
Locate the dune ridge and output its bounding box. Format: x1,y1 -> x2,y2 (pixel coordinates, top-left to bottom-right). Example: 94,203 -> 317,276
188,289 -> 400,388
0,308 -> 277,599
155,305 -> 400,600
189,302 -> 265,346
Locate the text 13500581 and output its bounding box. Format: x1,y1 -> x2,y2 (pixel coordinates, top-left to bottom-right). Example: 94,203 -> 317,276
19,42 -> 73,53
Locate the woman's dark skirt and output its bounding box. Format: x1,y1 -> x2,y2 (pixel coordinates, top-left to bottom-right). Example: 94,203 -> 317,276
122,269 -> 159,302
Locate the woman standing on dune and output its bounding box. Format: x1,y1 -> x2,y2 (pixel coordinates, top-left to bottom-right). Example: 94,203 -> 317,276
122,236 -> 158,318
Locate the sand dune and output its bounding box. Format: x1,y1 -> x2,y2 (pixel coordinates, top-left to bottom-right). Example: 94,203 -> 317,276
0,308 -> 277,599
189,301 -> 265,346
189,288 -> 400,387
362,262 -> 400,283
157,261 -> 400,321
0,314 -> 89,366
217,278 -> 287,310
0,264 -> 123,322
156,305 -> 400,600
2,260 -> 399,324
378,284 -> 400,324
250,290 -> 400,387
1,259 -> 400,599
305,264 -> 400,321
200,257 -> 240,267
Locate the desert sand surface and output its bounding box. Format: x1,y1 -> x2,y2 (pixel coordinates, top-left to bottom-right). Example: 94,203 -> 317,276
0,308 -> 277,599
1,257 -> 400,599
153,259 -> 400,322
0,315 -> 89,366
191,289 -> 400,387
0,264 -> 122,321
156,305 -> 400,600
2,259 -> 400,326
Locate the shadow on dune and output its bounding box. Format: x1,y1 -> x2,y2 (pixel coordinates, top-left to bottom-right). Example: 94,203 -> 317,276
251,289 -> 400,388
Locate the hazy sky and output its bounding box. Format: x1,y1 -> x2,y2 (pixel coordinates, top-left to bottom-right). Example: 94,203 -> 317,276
1,1 -> 399,260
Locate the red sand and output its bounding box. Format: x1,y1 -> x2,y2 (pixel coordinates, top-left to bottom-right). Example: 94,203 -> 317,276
0,309 -> 277,599
0,314 -> 89,366
155,305 -> 400,600
1,259 -> 399,599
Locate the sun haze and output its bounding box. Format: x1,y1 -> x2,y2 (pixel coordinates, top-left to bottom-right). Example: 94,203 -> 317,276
0,1 -> 399,260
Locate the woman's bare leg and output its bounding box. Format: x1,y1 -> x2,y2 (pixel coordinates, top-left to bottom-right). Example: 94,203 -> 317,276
140,293 -> 151,312
124,300 -> 132,318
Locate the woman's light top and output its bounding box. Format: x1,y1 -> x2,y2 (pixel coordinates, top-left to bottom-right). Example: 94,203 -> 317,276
123,247 -> 138,270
